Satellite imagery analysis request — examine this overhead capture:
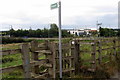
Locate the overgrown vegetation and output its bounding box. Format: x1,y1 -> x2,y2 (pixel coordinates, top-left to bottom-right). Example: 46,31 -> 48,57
73,59 -> 118,79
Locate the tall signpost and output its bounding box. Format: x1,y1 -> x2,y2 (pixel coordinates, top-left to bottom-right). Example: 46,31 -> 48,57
51,1 -> 62,78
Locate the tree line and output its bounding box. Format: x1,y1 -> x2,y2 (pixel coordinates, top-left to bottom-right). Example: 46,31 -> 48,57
99,27 -> 120,37
3,24 -> 72,38
2,24 -> 120,38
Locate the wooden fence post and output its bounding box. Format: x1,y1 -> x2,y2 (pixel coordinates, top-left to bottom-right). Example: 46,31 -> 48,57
98,40 -> 102,64
31,41 -> 39,74
47,42 -> 56,78
71,41 -> 75,75
21,43 -> 31,78
91,41 -> 96,71
69,41 -> 73,76
113,39 -> 117,58
45,40 -> 49,50
74,40 -> 80,75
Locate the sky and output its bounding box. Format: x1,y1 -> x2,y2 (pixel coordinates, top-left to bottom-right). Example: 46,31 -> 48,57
0,0 -> 119,31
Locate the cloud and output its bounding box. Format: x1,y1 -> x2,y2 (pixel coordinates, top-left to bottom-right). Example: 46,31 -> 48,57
0,0 -> 119,30
62,13 -> 117,29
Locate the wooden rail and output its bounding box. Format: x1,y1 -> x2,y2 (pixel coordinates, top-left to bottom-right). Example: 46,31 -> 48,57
1,49 -> 21,56
1,59 -> 51,73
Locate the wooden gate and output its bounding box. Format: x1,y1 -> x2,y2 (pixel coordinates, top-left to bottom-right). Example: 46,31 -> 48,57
21,40 -> 81,78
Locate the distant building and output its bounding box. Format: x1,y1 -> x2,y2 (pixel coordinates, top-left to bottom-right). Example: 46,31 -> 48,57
66,29 -> 97,36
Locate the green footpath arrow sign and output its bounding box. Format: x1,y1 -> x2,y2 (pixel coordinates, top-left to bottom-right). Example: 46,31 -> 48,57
51,2 -> 58,10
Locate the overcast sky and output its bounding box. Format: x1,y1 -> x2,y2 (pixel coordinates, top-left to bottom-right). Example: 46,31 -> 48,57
0,0 -> 119,31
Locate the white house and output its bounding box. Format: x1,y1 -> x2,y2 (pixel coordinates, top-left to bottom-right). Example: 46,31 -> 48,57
67,29 -> 91,36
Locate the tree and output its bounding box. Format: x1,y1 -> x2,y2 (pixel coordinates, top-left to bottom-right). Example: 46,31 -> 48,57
117,29 -> 120,37
9,28 -> 15,37
62,30 -> 71,37
99,27 -> 117,37
49,24 -> 58,37
36,29 -> 42,37
99,27 -> 104,37
42,28 -> 49,38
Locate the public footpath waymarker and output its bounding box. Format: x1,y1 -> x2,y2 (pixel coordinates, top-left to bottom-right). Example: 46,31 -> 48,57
51,1 -> 62,78
51,2 -> 58,10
